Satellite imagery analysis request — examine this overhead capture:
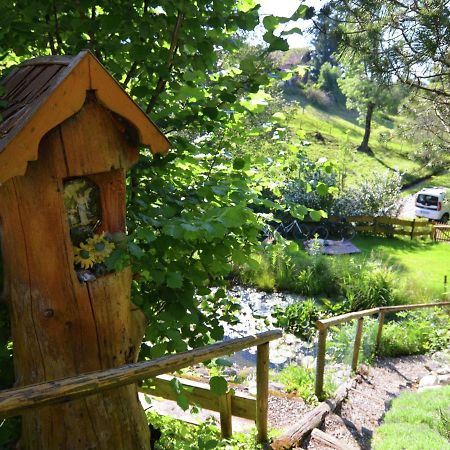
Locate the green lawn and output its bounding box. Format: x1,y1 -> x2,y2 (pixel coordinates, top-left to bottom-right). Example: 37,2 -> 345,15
352,236 -> 449,301
403,170 -> 450,195
289,103 -> 431,186
373,386 -> 450,450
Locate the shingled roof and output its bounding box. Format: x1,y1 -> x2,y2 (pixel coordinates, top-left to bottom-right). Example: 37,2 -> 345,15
0,50 -> 169,184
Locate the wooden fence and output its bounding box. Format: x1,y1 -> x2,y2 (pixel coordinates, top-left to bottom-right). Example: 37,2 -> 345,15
0,329 -> 282,443
332,215 -> 432,239
314,301 -> 450,399
433,224 -> 450,242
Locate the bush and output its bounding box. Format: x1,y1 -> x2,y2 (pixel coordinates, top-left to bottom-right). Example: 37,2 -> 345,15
332,170 -> 402,217
273,297 -> 349,340
378,309 -> 450,357
275,364 -> 335,403
342,261 -> 399,310
304,86 -> 332,108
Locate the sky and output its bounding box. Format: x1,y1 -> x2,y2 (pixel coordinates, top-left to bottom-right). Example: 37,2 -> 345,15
257,0 -> 325,48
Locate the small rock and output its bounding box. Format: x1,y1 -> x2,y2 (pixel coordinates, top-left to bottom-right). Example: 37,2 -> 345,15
436,366 -> 450,375
438,374 -> 450,385
418,374 -> 439,388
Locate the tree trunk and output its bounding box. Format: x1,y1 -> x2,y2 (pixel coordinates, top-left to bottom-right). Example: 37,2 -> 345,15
358,101 -> 375,153
0,100 -> 150,449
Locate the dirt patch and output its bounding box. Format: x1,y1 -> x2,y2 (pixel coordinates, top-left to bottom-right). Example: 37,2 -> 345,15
305,355 -> 434,449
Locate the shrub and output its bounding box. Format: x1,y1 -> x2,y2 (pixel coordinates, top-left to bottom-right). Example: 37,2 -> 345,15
275,364 -> 335,403
378,309 -> 450,357
332,170 -> 402,217
304,86 -> 332,108
342,261 -> 399,310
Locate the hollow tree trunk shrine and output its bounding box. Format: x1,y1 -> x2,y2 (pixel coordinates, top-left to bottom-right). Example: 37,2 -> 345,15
0,52 -> 170,449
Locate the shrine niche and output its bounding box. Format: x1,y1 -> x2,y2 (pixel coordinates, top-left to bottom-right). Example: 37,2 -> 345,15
0,51 -> 169,450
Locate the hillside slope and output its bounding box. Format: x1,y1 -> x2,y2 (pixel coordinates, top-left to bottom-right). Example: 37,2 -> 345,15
287,102 -> 433,187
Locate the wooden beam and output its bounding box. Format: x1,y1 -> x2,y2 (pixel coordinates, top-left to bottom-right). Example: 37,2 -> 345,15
256,343 -> 270,444
315,328 -> 328,400
316,308 -> 379,329
379,301 -> 450,314
0,330 -> 282,419
375,311 -> 385,352
351,318 -> 364,372
311,428 -> 353,450
219,392 -> 233,439
141,375 -> 256,421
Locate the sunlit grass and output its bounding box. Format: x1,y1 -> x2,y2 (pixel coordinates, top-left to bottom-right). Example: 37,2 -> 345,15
289,103 -> 428,186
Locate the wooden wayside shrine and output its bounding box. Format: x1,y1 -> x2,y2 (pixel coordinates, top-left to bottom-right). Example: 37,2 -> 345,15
0,51 -> 169,449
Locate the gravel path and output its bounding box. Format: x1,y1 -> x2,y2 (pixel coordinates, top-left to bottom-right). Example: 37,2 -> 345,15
305,355 -> 435,449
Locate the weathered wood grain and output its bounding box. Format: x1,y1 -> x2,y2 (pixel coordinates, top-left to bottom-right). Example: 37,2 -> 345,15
0,330 -> 281,419
311,428 -> 354,450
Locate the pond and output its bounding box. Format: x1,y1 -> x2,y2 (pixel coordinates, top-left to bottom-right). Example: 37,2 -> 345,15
222,286 -> 317,370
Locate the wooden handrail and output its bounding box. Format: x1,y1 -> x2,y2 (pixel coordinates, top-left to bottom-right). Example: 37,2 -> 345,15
314,301 -> 450,399
0,329 -> 282,420
316,301 -> 450,329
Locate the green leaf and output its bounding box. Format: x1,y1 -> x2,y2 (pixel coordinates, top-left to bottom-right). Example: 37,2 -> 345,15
233,157 -> 246,170
166,271 -> 183,289
176,394 -> 190,411
268,37 -> 289,52
128,243 -> 145,259
316,182 -> 329,197
209,376 -> 228,395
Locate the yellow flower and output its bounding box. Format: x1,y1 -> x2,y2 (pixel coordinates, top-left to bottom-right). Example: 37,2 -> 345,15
86,232 -> 115,263
73,242 -> 96,269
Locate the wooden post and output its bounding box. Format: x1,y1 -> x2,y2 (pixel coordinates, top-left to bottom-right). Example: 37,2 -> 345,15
375,311 -> 385,353
256,342 -> 269,444
315,328 -> 328,400
218,392 -> 232,439
410,219 -> 415,240
352,318 -> 364,372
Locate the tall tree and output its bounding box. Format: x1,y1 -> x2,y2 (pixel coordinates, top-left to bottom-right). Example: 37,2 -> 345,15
338,60 -> 391,153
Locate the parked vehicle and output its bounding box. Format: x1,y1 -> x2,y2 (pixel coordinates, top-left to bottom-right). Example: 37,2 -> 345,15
415,187 -> 450,222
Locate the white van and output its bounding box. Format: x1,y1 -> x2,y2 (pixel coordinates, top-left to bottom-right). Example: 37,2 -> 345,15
415,187 -> 450,222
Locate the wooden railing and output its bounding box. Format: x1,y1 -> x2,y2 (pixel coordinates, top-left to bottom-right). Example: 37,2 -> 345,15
433,224 -> 450,242
314,301 -> 450,399
0,330 -> 282,444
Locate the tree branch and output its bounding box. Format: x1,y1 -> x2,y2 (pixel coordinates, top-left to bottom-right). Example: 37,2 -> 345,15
146,9 -> 184,114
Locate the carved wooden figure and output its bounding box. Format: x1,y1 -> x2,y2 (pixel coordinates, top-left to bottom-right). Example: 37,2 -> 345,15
0,51 -> 169,450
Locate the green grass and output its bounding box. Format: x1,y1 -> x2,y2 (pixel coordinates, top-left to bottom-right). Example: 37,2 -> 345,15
373,386 -> 450,450
352,236 -> 449,301
290,103 -> 430,186
403,169 -> 450,195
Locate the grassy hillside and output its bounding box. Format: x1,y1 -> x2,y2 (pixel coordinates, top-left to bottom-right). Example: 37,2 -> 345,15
287,102 -> 432,186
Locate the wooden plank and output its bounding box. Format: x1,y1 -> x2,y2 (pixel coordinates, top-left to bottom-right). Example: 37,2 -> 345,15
315,328 -> 328,400
219,392 -> 232,439
380,301 -> 450,314
346,215 -> 374,223
354,226 -> 373,232
141,375 -> 256,421
317,308 -> 380,329
0,330 -> 281,418
311,428 -> 353,450
272,378 -> 356,449
375,311 -> 385,352
256,343 -> 269,443
376,216 -> 414,227
351,318 -> 364,372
